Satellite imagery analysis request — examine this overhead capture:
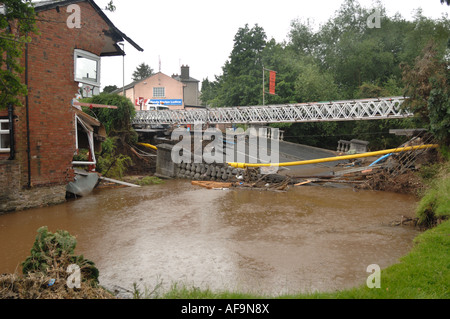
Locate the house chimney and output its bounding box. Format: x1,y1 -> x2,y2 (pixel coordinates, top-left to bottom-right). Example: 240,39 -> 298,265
180,65 -> 189,80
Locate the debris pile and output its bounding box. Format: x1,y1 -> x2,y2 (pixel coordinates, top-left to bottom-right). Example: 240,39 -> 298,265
356,134 -> 438,194
188,134 -> 438,195
0,227 -> 115,299
0,272 -> 114,299
190,167 -> 292,192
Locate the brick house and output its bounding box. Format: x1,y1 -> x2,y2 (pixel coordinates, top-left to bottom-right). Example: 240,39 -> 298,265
118,65 -> 202,110
0,0 -> 143,213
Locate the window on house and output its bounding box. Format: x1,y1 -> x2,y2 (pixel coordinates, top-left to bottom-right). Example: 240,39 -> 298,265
0,119 -> 10,152
74,49 -> 101,86
153,87 -> 165,98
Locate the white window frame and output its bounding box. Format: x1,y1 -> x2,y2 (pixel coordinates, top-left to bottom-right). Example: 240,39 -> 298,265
0,119 -> 10,153
72,115 -> 96,166
74,49 -> 101,87
153,87 -> 165,98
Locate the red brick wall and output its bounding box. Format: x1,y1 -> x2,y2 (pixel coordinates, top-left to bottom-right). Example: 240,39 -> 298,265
11,2 -> 115,188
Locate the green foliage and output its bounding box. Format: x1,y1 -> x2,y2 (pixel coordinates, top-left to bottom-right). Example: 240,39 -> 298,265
73,148 -> 89,162
416,162 -> 450,226
0,0 -> 38,110
102,85 -> 118,93
99,136 -> 116,156
21,226 -> 99,284
81,93 -> 137,144
294,60 -> 340,102
439,145 -> 450,161
402,41 -> 450,145
202,0 -> 450,149
97,153 -> 133,179
136,176 -> 164,186
95,137 -> 133,179
205,24 -> 267,107
200,78 -> 216,106
132,62 -> 154,82
80,93 -> 137,179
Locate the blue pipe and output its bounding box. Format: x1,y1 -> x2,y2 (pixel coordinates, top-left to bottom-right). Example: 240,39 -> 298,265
369,153 -> 393,167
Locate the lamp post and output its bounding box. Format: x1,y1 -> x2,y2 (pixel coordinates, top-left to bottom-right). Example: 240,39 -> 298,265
118,42 -> 125,96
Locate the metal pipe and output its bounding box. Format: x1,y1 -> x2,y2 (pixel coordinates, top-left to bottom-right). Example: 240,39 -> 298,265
7,103 -> 14,160
25,40 -> 31,188
137,142 -> 157,150
4,18 -> 15,160
118,42 -> 125,96
71,161 -> 96,165
227,144 -> 439,168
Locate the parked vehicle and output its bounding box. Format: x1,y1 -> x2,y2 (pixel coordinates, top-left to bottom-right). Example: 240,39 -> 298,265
143,102 -> 171,132
145,101 -> 169,111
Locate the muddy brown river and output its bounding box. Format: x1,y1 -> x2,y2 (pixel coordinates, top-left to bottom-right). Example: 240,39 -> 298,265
0,180 -> 420,297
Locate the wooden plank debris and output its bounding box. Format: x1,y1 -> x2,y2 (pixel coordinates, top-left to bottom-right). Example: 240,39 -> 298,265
191,181 -> 233,189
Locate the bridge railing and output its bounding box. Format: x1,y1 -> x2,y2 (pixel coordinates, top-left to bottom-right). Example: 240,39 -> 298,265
132,96 -> 411,125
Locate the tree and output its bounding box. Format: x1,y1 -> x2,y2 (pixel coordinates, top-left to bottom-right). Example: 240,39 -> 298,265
212,24 -> 267,107
102,84 -> 118,93
200,78 -> 216,106
201,0 -> 450,149
0,0 -> 37,110
132,62 -> 153,82
402,41 -> 450,144
81,93 -> 136,137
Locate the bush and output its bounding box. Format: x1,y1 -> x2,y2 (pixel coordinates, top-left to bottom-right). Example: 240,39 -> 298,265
97,152 -> 133,179
81,93 -> 137,144
416,162 -> 450,226
21,227 -> 99,285
96,137 -> 133,179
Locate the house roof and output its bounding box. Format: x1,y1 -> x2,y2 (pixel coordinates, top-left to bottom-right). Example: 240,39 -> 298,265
1,0 -> 144,56
172,75 -> 200,83
113,72 -> 183,94
172,74 -> 200,82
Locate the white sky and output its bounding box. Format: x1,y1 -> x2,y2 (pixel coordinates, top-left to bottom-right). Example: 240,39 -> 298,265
83,0 -> 449,89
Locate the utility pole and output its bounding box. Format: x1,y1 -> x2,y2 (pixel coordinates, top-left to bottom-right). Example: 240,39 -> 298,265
262,66 -> 265,106
119,42 -> 125,96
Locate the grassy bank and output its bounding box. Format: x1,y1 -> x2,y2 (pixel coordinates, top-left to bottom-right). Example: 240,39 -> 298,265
416,161 -> 450,226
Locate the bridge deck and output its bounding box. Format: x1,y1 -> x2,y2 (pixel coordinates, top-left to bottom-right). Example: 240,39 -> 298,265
132,96 -> 411,125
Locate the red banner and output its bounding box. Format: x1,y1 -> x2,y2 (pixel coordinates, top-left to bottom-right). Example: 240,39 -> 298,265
269,71 -> 276,95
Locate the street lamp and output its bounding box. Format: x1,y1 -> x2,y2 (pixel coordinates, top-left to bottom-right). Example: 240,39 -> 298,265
118,42 -> 125,96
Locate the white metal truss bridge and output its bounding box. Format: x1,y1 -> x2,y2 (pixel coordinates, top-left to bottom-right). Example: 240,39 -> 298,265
131,96 -> 412,126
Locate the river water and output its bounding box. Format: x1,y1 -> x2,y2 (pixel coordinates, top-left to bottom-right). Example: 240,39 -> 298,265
0,180 -> 420,297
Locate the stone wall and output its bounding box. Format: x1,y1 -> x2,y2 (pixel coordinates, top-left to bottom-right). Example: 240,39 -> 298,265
0,185 -> 66,214
175,162 -> 244,182
0,159 -> 66,214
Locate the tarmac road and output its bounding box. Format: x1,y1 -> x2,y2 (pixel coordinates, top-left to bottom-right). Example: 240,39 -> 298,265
219,138 -> 347,176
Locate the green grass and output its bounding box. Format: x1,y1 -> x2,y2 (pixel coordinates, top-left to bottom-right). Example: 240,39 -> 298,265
416,162 -> 450,225
136,176 -> 164,186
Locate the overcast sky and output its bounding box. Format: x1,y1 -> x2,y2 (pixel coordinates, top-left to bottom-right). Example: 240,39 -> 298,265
86,0 -> 449,90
